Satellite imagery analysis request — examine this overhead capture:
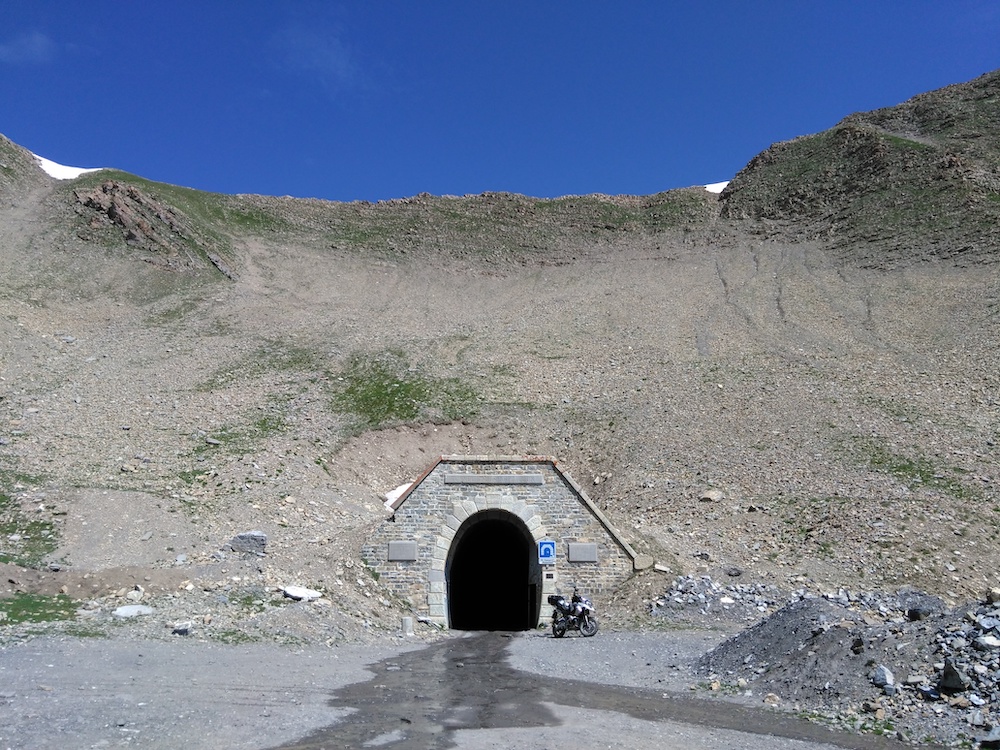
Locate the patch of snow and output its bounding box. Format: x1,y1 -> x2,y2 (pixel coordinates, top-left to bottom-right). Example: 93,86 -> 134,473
31,152 -> 104,180
384,483 -> 412,509
704,181 -> 730,194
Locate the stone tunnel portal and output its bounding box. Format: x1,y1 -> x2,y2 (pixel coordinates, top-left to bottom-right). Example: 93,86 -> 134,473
446,511 -> 541,631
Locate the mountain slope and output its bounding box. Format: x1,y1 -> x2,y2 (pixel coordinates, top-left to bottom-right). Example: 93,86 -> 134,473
1,70 -> 999,647
719,69 -> 1000,266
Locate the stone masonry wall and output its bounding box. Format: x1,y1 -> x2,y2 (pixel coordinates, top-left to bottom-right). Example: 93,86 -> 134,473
363,458 -> 635,627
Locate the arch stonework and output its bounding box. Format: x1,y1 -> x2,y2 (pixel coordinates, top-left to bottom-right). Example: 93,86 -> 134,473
433,503 -> 547,623
363,456 -> 640,629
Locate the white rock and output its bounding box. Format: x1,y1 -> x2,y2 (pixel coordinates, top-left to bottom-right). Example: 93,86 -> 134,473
113,605 -> 153,618
282,585 -> 322,602
974,634 -> 1000,651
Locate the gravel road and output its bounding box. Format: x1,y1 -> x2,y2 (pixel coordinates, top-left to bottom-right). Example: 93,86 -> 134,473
0,635 -> 417,749
0,629 -> 918,750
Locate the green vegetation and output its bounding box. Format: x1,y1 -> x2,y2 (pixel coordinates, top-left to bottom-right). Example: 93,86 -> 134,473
67,170 -> 234,261
775,495 -> 851,556
178,467 -> 214,486
332,350 -> 479,431
849,437 -> 977,500
228,588 -> 280,613
208,628 -> 262,645
0,593 -> 77,624
717,89 -> 1000,264
322,188 -> 715,259
69,170 -> 291,237
200,341 -> 323,391
534,190 -> 712,232
794,708 -> 898,739
883,134 -> 934,151
0,135 -> 39,191
0,470 -> 58,569
861,394 -> 926,424
197,410 -> 288,457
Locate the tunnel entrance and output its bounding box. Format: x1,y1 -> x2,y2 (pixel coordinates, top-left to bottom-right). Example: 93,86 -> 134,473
446,511 -> 541,631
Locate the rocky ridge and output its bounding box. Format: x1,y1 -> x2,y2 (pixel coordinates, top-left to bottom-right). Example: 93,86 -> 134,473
719,69 -> 1000,265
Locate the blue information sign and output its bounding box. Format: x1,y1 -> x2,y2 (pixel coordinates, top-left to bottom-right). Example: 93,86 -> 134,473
538,539 -> 556,565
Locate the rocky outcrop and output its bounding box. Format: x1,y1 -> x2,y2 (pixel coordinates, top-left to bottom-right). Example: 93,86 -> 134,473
73,179 -> 234,278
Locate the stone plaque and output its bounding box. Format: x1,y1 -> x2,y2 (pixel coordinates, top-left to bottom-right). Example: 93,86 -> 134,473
387,541 -> 418,561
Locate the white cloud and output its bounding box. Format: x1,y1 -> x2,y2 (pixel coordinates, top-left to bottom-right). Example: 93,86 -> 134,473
0,31 -> 56,65
704,181 -> 730,194
272,24 -> 359,91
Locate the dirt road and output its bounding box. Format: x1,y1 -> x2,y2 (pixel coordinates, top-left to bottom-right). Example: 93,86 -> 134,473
1,630 -> 918,750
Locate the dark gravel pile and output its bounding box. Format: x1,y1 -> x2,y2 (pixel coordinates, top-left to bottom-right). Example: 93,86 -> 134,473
697,586 -> 1000,747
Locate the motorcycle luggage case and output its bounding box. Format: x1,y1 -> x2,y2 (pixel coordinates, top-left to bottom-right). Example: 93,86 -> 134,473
547,595 -> 564,606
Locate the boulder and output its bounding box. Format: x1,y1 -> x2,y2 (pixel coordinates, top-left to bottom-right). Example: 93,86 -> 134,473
938,658 -> 971,693
870,664 -> 894,688
226,530 -> 267,556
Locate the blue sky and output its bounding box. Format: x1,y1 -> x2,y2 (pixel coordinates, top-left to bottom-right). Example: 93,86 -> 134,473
2,2 -> 997,202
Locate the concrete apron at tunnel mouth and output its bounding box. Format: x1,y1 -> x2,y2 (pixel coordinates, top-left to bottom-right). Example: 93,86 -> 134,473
269,632 -> 911,750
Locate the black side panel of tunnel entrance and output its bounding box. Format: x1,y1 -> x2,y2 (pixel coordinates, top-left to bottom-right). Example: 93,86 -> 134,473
448,519 -> 538,631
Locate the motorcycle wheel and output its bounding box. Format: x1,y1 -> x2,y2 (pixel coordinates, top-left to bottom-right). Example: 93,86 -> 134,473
552,619 -> 567,638
580,615 -> 599,637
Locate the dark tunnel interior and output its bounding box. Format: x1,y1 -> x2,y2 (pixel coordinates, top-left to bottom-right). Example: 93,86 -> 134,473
447,517 -> 539,630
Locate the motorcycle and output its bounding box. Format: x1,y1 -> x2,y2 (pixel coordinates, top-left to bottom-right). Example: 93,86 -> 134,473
548,588 -> 598,637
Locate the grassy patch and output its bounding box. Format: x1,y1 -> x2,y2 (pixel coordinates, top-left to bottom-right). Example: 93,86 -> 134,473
862,394 -> 925,423
200,341 -> 324,391
867,443 -> 970,495
69,169 -> 287,241
332,350 -> 479,431
884,134 -> 935,152
774,495 -> 852,556
0,593 -> 77,624
66,169 -> 236,264
0,469 -> 58,568
228,587 -> 279,613
849,437 -> 977,500
321,188 -> 714,259
534,191 -> 711,231
208,628 -> 262,645
178,467 -> 214,486
216,202 -> 293,235
197,411 -> 287,457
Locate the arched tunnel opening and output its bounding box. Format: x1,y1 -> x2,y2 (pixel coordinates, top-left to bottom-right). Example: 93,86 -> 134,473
446,512 -> 541,631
